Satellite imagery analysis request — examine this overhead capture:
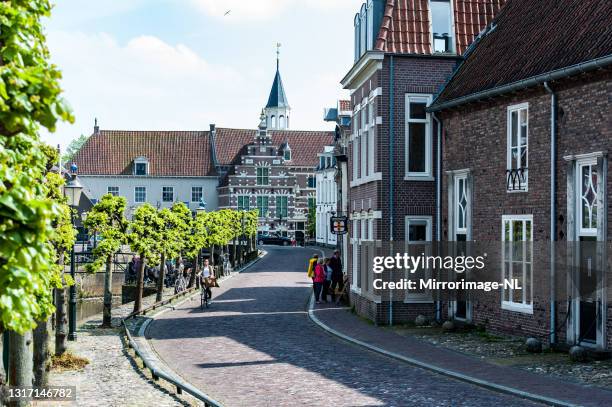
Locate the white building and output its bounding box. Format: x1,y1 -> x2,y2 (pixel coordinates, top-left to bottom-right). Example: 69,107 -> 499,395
315,145 -> 337,247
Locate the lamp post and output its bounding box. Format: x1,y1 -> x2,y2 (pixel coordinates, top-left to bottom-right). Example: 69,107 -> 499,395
240,212 -> 245,267
62,164 -> 83,342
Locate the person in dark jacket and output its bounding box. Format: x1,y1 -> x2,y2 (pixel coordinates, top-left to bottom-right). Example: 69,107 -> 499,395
329,250 -> 343,303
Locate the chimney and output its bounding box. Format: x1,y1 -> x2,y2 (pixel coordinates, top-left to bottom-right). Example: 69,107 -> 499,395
94,117 -> 100,135
209,123 -> 216,133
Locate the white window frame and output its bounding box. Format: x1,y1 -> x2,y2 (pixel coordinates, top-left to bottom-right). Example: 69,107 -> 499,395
506,102 -> 529,192
162,186 -> 174,203
454,173 -> 468,236
351,218 -> 361,292
429,0 -> 456,54
404,216 -> 433,303
405,94 -> 433,179
256,167 -> 270,186
256,195 -> 269,218
576,157 -> 599,237
360,101 -> 368,178
191,186 -> 203,203
237,195 -> 250,211
501,214 -> 533,314
107,186 -> 119,197
134,186 -> 146,203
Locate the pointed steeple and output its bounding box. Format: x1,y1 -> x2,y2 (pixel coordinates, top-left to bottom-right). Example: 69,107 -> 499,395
264,43 -> 291,130
265,43 -> 289,109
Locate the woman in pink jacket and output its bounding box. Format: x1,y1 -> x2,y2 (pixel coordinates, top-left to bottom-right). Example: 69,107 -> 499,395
313,258 -> 326,304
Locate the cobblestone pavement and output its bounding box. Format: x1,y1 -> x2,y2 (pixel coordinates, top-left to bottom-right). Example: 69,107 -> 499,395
148,247 -> 541,407
48,288 -> 189,407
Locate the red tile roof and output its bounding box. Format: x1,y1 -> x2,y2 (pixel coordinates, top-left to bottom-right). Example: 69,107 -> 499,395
73,130 -> 215,176
433,0 -> 612,106
375,0 -> 505,55
213,128 -> 255,165
270,130 -> 334,167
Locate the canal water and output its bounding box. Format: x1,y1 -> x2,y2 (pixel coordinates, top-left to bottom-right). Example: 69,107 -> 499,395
76,296 -> 123,323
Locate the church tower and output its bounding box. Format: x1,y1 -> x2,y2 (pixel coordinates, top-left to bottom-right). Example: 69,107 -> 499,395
264,43 -> 290,130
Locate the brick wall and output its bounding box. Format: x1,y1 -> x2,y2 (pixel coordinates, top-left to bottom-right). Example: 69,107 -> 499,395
439,70 -> 611,345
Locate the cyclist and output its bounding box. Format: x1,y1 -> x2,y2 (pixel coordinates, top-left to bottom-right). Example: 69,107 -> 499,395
199,258 -> 214,303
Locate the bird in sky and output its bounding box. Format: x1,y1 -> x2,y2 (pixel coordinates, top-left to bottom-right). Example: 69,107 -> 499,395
224,10 -> 231,16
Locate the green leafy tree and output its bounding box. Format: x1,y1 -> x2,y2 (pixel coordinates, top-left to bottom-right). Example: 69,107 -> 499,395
127,204 -> 163,313
61,133 -> 88,163
0,0 -> 74,397
84,194 -> 128,327
154,203 -> 188,301
184,209 -> 209,288
307,207 -> 316,239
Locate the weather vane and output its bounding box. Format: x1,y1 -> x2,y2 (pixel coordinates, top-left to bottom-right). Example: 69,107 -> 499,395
276,42 -> 281,69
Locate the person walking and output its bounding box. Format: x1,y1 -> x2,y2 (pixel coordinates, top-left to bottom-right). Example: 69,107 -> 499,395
322,258 -> 333,303
306,254 -> 319,279
313,258 -> 326,304
329,250 -> 344,304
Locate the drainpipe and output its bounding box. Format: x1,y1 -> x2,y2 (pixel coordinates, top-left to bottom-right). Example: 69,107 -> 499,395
432,112 -> 442,322
544,81 -> 557,346
388,55 -> 395,326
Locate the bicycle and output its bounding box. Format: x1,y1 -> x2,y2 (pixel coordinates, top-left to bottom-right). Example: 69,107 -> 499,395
200,281 -> 210,310
174,273 -> 187,294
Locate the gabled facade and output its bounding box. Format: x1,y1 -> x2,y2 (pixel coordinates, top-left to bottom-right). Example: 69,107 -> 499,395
315,145 -> 338,247
342,0 -> 504,324
430,0 -> 612,350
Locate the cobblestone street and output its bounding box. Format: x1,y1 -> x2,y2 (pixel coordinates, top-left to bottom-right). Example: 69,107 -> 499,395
148,247 -> 540,407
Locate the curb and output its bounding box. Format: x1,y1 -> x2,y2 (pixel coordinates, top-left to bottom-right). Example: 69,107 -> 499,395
125,252 -> 269,406
307,295 -> 575,407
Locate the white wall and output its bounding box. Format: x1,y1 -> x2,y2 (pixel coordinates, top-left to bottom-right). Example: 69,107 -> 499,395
80,175 -> 219,217
315,166 -> 337,246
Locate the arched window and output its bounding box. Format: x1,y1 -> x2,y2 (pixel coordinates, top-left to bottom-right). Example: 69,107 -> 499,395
271,115 -> 277,128
279,115 -> 285,129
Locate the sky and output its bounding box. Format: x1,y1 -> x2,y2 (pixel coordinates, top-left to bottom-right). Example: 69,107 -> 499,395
41,0 -> 364,150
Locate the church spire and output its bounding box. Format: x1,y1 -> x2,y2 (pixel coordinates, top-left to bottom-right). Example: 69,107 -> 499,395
264,43 -> 290,130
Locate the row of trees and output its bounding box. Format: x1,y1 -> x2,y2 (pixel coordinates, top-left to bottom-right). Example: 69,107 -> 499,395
85,195 -> 259,325
0,1 -> 76,404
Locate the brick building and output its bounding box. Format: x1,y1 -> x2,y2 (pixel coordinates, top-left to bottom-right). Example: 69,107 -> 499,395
430,0 -> 612,350
341,0 -> 504,324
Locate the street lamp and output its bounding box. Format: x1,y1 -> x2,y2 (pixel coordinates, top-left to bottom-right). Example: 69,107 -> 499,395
63,164 -> 83,342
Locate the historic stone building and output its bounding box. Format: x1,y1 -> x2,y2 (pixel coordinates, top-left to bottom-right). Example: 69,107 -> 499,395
73,57 -> 333,235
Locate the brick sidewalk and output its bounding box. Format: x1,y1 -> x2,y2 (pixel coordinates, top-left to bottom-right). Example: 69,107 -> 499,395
311,303 -> 612,407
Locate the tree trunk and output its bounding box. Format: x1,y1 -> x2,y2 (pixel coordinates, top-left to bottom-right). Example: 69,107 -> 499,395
231,238 -> 237,268
0,325 -> 6,407
156,252 -> 165,302
187,255 -> 198,288
32,317 -> 50,387
54,286 -> 67,356
8,330 -> 32,407
101,255 -> 113,328
55,254 -> 67,356
133,254 -> 146,314
210,245 -> 215,267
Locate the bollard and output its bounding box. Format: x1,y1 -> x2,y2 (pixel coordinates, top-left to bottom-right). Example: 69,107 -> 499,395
176,386 -> 182,395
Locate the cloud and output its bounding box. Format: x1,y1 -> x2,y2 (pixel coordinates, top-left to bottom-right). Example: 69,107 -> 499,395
191,0 -> 352,20
43,30 -> 248,147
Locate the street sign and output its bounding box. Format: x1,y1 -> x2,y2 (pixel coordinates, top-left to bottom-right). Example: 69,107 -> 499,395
330,216 -> 348,235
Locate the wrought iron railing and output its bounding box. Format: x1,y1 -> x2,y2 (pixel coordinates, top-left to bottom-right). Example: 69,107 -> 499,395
506,168 -> 528,191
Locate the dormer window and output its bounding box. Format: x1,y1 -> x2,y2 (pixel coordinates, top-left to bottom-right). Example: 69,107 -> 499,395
431,0 -> 453,53
134,157 -> 149,176
283,145 -> 292,161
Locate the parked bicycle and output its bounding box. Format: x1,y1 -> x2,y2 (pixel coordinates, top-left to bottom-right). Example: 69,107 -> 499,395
174,269 -> 188,294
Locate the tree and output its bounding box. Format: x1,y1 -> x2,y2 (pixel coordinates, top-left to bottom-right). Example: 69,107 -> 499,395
61,134 -> 88,163
307,207 -> 316,239
127,204 -> 163,313
0,0 -> 74,399
84,194 -> 128,327
154,204 -> 187,301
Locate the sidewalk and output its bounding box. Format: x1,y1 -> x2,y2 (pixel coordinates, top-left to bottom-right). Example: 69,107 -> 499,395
309,302 -> 612,407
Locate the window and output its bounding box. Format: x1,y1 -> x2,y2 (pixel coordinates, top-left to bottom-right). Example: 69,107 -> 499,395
107,186 -> 119,197
431,0 -> 453,53
501,216 -> 533,313
162,186 -> 174,202
134,187 -> 146,203
271,116 -> 277,128
361,105 -> 368,177
307,176 -> 316,188
455,174 -> 468,237
238,195 -> 250,211
134,162 -> 148,176
578,160 -> 599,235
507,103 -> 528,191
279,115 -> 285,129
308,197 -> 316,210
284,148 -> 291,161
352,129 -> 359,181
368,103 -> 375,175
352,218 -> 361,290
406,94 -> 432,177
319,157 -> 325,169
276,195 -> 288,218
191,187 -> 203,203
256,196 -> 269,218
257,167 -> 269,185
405,216 -> 433,302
